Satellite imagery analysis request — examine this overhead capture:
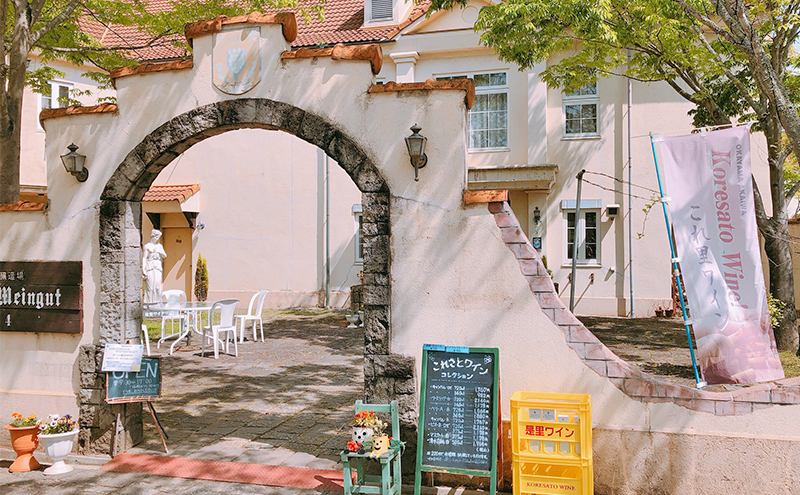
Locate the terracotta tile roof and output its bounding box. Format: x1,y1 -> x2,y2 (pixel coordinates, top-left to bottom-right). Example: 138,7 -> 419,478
291,0 -> 431,48
40,103 -> 118,122
143,184 -> 201,203
0,187 -> 48,212
91,0 -> 431,61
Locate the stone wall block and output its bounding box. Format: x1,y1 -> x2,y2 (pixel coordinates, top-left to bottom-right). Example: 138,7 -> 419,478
100,262 -> 123,295
99,201 -> 124,250
362,258 -> 388,274
362,235 -> 389,264
187,103 -> 224,134
102,175 -> 135,201
80,371 -> 105,389
219,98 -> 257,125
117,153 -> 147,184
79,388 -> 105,406
397,394 -> 418,427
583,359 -> 607,376
395,377 -> 416,395
353,161 -> 387,192
371,377 -> 395,402
100,303 -> 124,343
145,151 -> 179,173
383,354 -> 415,378
364,306 -> 390,355
127,172 -> 159,201
363,285 -> 390,306
298,112 -> 337,150
327,132 -> 368,176
362,192 -> 389,219
361,221 -> 389,236
78,345 -> 97,374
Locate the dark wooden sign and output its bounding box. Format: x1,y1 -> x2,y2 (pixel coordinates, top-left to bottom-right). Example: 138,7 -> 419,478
106,357 -> 162,404
0,261 -> 82,334
414,345 -> 500,495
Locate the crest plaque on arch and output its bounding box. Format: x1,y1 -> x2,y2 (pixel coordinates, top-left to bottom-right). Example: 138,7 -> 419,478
213,27 -> 261,95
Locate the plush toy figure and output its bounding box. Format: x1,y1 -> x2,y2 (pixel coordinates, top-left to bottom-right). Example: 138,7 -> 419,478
370,435 -> 390,458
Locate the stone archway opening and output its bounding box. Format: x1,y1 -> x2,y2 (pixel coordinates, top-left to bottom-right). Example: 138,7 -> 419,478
80,98 -> 414,456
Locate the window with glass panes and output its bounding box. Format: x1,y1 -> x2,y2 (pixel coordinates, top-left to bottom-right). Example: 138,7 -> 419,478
565,210 -> 598,262
38,82 -> 72,131
436,72 -> 508,149
563,83 -> 598,136
355,212 -> 364,263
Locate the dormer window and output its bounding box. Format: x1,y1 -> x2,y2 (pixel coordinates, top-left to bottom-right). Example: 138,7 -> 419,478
370,0 -> 393,21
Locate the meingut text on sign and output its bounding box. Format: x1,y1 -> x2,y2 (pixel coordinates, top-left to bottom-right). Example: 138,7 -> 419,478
0,261 -> 83,334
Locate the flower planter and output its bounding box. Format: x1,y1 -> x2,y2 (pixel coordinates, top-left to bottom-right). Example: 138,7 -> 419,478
352,426 -> 374,444
4,425 -> 40,472
665,309 -> 675,318
39,429 -> 79,475
370,434 -> 390,458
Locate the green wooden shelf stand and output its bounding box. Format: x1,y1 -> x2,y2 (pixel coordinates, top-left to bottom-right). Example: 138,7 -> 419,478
341,400 -> 402,495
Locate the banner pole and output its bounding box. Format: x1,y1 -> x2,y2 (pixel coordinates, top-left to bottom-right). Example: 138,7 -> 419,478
649,133 -> 706,389
569,169 -> 586,312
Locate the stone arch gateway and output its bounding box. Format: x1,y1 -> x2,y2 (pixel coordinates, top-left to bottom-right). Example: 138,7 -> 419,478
91,98 -> 398,453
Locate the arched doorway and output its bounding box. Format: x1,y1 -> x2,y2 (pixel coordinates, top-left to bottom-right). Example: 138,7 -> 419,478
85,98 -> 397,454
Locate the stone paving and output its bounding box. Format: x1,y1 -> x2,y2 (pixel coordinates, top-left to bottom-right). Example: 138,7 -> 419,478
1,309 -> 365,494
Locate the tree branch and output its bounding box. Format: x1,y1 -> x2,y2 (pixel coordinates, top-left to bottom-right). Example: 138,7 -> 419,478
37,29 -> 174,54
30,0 -> 82,46
753,176 -> 771,232
692,25 -> 765,116
669,0 -> 736,43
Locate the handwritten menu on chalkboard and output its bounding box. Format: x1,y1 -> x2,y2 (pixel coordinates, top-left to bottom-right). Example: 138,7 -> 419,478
417,345 -> 499,475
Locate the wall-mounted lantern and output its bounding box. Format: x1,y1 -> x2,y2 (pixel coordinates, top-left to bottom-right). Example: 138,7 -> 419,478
60,143 -> 88,182
404,124 -> 428,181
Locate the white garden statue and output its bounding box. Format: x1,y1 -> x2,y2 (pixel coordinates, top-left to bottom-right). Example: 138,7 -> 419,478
143,230 -> 167,304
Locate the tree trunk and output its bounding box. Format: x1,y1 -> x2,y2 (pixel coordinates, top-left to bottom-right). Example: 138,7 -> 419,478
763,221 -> 799,351
0,129 -> 22,204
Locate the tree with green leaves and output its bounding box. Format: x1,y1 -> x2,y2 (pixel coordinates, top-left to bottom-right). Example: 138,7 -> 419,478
0,0 -> 321,204
428,0 -> 800,351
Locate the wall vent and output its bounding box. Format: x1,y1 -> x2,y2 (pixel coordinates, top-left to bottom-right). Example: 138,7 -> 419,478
371,0 -> 393,21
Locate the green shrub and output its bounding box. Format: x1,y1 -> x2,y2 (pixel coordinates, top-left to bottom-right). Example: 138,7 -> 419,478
767,293 -> 786,329
195,254 -> 208,301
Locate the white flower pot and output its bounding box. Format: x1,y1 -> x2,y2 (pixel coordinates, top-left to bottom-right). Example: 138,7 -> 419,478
39,429 -> 79,475
345,314 -> 360,328
352,426 -> 374,444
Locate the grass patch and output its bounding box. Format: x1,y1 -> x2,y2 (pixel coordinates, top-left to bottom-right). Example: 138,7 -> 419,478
779,350 -> 800,378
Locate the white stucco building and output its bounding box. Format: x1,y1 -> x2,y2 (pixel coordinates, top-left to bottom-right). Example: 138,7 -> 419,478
13,0 -> 739,315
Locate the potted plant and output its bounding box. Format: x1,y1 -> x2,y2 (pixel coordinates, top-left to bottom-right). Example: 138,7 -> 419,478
38,414 -> 79,475
5,413 -> 40,472
352,410 -> 377,444
665,308 -> 675,318
655,307 -> 665,317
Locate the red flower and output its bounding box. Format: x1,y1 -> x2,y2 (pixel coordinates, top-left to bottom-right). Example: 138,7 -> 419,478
347,441 -> 361,452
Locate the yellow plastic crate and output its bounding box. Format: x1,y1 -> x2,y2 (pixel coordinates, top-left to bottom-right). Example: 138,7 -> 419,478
510,391 -> 592,460
512,456 -> 593,495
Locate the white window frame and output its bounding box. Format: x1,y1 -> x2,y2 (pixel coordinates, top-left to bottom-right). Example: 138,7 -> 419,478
353,204 -> 364,264
435,71 -> 509,152
562,83 -> 599,139
562,208 -> 600,266
37,81 -> 73,132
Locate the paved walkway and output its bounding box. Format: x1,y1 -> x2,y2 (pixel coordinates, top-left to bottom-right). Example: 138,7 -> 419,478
1,309 -> 364,494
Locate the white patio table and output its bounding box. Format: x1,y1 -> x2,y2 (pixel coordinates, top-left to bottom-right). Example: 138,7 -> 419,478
149,301 -> 215,355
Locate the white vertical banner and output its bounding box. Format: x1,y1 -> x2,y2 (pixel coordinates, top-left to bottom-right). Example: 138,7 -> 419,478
661,127 -> 784,384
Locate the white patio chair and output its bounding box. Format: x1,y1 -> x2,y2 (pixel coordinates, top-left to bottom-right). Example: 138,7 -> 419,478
236,290 -> 269,342
157,290 -> 187,349
141,324 -> 151,356
202,299 -> 240,359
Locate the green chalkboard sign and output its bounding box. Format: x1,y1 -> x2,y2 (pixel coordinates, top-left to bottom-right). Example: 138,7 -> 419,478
414,345 -> 500,495
106,356 -> 162,404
